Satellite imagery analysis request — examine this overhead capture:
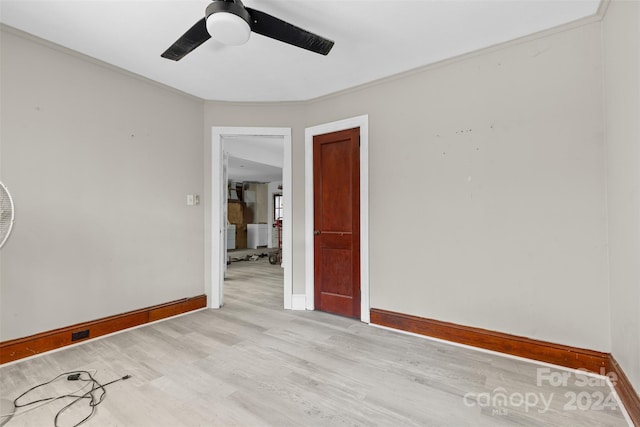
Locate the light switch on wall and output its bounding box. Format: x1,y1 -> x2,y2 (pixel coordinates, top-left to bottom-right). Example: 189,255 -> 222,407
186,194 -> 200,206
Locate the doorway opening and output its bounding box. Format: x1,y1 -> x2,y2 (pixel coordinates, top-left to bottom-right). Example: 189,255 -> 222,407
305,115 -> 370,323
211,127 -> 292,310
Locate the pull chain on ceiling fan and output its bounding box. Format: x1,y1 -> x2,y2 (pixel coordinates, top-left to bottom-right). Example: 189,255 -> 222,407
161,0 -> 334,61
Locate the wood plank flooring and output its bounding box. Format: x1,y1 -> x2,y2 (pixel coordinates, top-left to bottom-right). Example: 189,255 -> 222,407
0,259 -> 631,426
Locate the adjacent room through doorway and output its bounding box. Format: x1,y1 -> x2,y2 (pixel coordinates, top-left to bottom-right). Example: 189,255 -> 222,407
223,136 -> 285,306
211,127 -> 292,310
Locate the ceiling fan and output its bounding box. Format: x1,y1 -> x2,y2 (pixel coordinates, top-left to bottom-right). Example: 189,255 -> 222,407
161,0 -> 334,61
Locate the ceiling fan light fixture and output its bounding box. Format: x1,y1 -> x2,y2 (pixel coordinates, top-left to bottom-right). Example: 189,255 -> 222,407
206,12 -> 251,45
205,0 -> 251,46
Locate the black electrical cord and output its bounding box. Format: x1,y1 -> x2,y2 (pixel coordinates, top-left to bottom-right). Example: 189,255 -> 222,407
12,370 -> 131,427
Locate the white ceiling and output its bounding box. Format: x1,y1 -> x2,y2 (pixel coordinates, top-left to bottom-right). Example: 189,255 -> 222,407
224,135 -> 284,182
228,155 -> 282,182
0,0 -> 601,102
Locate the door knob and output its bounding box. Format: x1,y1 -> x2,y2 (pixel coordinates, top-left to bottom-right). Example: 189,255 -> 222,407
313,230 -> 321,235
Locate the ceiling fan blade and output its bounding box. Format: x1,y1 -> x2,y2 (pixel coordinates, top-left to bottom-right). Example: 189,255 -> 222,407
246,8 -> 334,55
161,17 -> 211,61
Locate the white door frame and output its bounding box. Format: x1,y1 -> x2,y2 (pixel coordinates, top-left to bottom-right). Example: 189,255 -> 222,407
211,127 -> 292,309
304,115 -> 370,323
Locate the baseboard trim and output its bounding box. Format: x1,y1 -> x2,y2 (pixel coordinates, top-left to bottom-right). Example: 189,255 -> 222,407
609,355 -> 640,426
0,295 -> 207,364
370,308 -> 639,427
370,308 -> 609,370
291,294 -> 307,310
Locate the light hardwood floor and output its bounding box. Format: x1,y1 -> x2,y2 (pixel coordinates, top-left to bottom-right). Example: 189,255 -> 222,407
0,259 -> 631,426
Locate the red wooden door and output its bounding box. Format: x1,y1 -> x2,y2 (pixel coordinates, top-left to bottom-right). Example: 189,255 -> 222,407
313,127 -> 360,318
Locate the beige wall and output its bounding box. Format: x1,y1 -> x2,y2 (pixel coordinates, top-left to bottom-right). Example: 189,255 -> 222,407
306,22 -> 610,352
603,0 -> 640,392
0,28 -> 205,340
